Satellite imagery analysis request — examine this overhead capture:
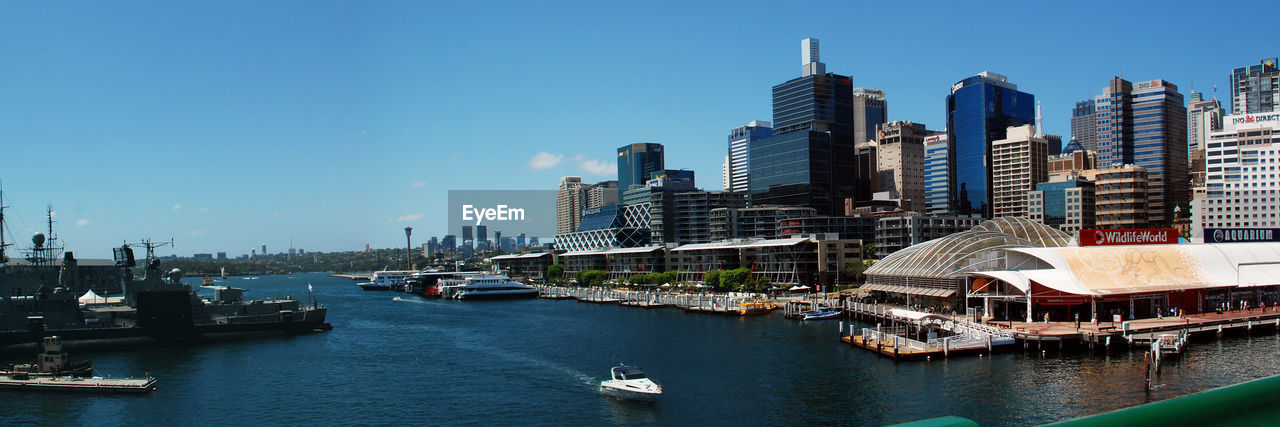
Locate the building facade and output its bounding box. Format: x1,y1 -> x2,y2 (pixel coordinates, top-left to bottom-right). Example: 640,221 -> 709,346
1230,57 -> 1279,114
852,88 -> 887,146
1094,164 -> 1149,228
655,191 -> 748,245
617,143 -> 665,191
1203,112 -> 1280,229
1094,77 -> 1188,227
708,206 -> 817,241
726,121 -> 773,193
556,176 -> 589,235
1071,100 -> 1098,151
924,134 -> 950,215
1188,91 -> 1224,153
873,214 -> 984,258
1027,174 -> 1096,234
875,121 -> 928,212
946,71 -> 1035,218
749,38 -> 858,216
991,124 -> 1049,218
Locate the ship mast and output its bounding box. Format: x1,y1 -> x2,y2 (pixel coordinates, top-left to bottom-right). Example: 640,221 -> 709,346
0,182 -> 8,264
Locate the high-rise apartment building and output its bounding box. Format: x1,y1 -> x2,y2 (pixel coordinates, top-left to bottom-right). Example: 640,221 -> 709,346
875,121 -> 927,212
924,134 -> 950,215
946,71 -> 1035,218
1230,58 -> 1278,114
852,88 -> 887,145
991,125 -> 1049,218
1071,100 -> 1098,152
556,176 -> 589,235
1094,77 -> 1188,227
749,38 -> 858,216
1094,164 -> 1149,229
586,180 -> 619,209
1187,90 -> 1224,152
617,143 -> 665,191
726,121 -> 773,193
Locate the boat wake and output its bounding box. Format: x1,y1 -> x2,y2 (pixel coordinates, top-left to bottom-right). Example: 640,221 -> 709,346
392,296 -> 428,304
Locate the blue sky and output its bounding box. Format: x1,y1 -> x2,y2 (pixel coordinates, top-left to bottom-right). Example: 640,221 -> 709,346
1,1 -> 1276,257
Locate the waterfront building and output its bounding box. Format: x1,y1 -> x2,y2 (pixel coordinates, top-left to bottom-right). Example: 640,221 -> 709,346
852,88 -> 887,147
1094,77 -> 1189,227
863,217 -> 1070,310
670,234 -> 864,287
1094,164 -> 1149,228
778,215 -> 876,242
875,121 -> 928,212
947,71 -> 1036,218
1188,91 -> 1224,153
726,121 -> 773,193
924,134 -> 950,215
708,206 -> 817,241
991,124 -> 1050,218
873,213 -> 984,258
1203,111 -> 1280,229
1027,174 -> 1096,234
558,246 -> 668,280
1230,57 -> 1279,114
618,143 -> 665,191
553,204 -> 651,252
489,252 -> 555,280
749,38 -> 858,216
1071,100 -> 1098,152
557,176 -> 589,235
654,191 -> 747,245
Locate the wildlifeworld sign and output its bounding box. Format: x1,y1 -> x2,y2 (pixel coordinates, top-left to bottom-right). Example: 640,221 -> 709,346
1079,228 -> 1179,246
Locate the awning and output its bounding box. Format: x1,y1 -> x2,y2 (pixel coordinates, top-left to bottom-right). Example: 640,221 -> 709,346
860,284 -> 955,298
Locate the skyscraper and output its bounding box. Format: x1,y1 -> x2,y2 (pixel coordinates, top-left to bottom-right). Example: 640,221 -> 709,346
726,121 -> 773,193
749,38 -> 858,216
1230,57 -> 1278,114
586,180 -> 619,209
1187,90 -> 1223,152
991,125 -> 1049,218
852,88 -> 887,145
924,134 -> 950,215
946,71 -> 1035,218
461,226 -> 473,250
875,121 -> 927,212
617,143 -> 665,191
1094,77 -> 1188,227
1071,100 -> 1098,151
556,176 -> 588,235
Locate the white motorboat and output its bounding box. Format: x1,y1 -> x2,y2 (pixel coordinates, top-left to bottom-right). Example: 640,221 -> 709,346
357,270 -> 415,291
599,364 -> 662,401
452,274 -> 538,300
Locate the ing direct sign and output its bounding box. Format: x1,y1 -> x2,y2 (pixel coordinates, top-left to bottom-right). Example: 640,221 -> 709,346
1079,228 -> 1179,246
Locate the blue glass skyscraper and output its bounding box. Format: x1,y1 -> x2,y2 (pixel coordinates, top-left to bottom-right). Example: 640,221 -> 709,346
924,135 -> 950,215
749,38 -> 859,216
617,143 -> 664,191
945,71 -> 1035,218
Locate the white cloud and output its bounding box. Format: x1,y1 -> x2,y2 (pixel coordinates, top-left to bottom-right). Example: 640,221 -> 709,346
411,181 -> 429,188
199,207 -> 210,213
571,154 -> 584,161
172,204 -> 182,211
396,213 -> 424,222
578,159 -> 617,176
189,229 -> 208,236
526,152 -> 565,170
75,219 -> 90,226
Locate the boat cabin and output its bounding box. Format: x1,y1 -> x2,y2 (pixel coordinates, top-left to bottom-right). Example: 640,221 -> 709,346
610,365 -> 646,381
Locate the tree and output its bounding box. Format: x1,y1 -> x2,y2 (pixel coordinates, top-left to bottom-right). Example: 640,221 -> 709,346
546,264 -> 565,283
843,259 -> 867,284
862,243 -> 878,260
702,270 -> 720,289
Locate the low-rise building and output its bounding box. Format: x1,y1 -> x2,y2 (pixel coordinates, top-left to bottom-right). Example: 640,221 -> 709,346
874,214 -> 984,258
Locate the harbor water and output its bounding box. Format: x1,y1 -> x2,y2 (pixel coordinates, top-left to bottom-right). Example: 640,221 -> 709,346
6,272 -> 1280,425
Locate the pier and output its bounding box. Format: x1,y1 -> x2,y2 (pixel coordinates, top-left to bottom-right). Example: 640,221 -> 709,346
535,286 -> 786,315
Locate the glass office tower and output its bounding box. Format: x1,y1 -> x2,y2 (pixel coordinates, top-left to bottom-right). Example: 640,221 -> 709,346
945,71 -> 1035,218
617,143 -> 665,191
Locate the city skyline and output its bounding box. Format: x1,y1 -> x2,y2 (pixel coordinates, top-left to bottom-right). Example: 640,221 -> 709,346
2,1 -> 1277,256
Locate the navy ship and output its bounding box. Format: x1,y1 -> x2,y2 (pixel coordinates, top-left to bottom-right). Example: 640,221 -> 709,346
0,192 -> 330,354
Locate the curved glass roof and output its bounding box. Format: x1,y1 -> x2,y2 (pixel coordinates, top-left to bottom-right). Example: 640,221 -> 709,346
866,217 -> 1070,279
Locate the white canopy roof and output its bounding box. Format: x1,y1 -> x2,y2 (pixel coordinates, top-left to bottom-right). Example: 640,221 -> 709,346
79,289 -> 105,303
997,243 -> 1280,296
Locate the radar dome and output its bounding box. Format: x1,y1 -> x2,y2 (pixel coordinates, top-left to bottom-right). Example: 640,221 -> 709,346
32,232 -> 46,247
168,268 -> 184,281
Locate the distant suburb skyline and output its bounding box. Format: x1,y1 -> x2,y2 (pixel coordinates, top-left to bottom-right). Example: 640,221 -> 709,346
1,1 -> 1276,257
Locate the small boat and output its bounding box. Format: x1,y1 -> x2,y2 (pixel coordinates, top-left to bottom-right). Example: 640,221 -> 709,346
738,299 -> 777,316
803,309 -> 842,321
220,267 -> 228,279
201,275 -> 215,287
599,364 -> 661,402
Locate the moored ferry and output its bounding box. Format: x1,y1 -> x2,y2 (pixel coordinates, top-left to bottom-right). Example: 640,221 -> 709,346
452,274 -> 538,300
738,299 -> 777,316
357,270 -> 415,291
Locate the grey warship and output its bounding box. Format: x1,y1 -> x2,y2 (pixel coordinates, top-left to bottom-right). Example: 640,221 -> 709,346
0,194 -> 330,354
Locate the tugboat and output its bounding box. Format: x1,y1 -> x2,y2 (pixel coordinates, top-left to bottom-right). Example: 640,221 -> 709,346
0,336 -> 156,392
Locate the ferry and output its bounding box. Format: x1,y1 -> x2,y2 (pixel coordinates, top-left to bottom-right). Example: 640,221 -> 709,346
803,308 -> 842,321
738,299 -> 777,316
357,270 -> 415,291
452,274 -> 538,300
